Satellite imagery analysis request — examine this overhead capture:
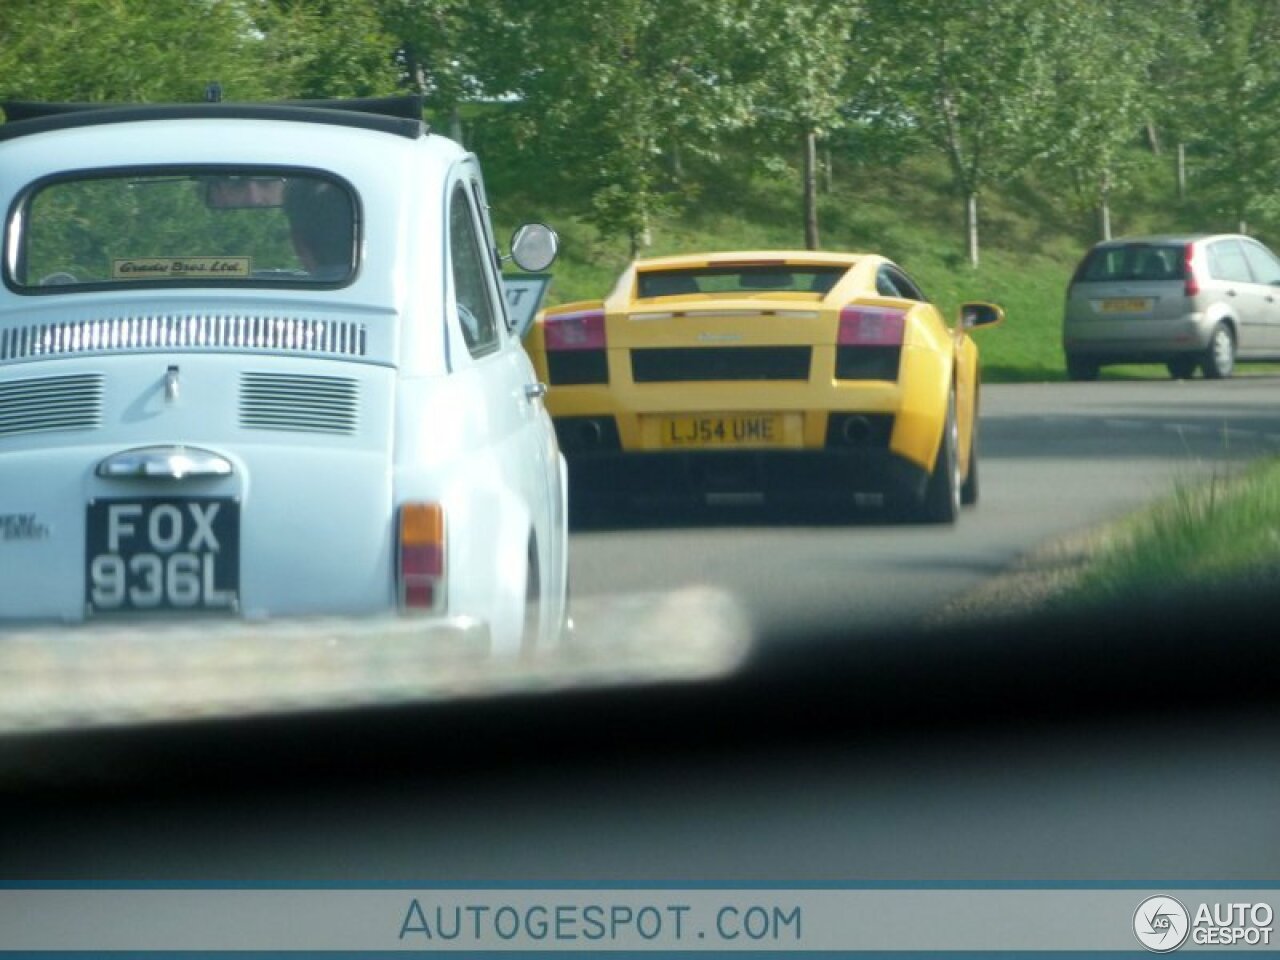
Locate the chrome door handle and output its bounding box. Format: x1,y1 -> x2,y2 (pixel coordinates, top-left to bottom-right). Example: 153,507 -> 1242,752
97,445 -> 233,480
524,382 -> 548,401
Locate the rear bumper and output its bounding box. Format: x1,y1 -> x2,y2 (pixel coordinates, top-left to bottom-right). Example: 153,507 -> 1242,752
1063,348 -> 1205,365
554,406 -> 930,503
1062,313 -> 1213,360
562,446 -> 928,503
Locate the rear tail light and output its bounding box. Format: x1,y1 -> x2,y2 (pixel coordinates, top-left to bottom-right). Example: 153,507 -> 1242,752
544,308 -> 608,384
398,503 -> 444,613
1184,244 -> 1199,297
839,305 -> 906,345
544,308 -> 606,351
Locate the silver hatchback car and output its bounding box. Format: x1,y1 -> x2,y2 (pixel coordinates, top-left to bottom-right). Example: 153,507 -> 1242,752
1062,233 -> 1280,380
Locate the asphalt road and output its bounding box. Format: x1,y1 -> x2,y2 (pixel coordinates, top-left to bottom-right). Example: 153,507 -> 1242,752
7,374 -> 1280,885
569,375 -> 1280,640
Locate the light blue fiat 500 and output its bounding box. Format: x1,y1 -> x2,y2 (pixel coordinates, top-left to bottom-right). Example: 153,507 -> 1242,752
0,96 -> 567,656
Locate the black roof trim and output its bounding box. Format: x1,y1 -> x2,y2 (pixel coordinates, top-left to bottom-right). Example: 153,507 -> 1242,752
0,95 -> 428,142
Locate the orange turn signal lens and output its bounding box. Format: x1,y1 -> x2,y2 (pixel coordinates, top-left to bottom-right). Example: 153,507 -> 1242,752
398,503 -> 445,612
400,503 -> 444,546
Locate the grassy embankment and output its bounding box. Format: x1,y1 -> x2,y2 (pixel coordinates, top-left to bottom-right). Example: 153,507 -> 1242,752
491,148 -> 1274,383
1051,458 -> 1280,609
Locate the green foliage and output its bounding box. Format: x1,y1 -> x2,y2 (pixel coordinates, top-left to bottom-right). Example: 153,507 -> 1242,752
249,0 -> 401,99
11,0 -> 1280,313
0,0 -> 275,104
733,0 -> 859,139
1034,0 -> 1169,231
1183,0 -> 1280,229
485,0 -> 764,250
862,0 -> 1059,195
857,0 -> 1065,264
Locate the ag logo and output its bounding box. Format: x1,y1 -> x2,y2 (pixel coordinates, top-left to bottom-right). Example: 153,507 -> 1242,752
1134,896 -> 1190,952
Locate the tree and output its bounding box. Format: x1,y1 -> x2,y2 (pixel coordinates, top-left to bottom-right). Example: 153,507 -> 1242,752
1185,0 -> 1280,233
495,0 -> 756,253
1141,0 -> 1208,201
376,0 -> 503,138
734,0 -> 860,249
862,0 -> 1059,267
0,0 -> 276,105
248,0 -> 401,100
1036,0 -> 1167,240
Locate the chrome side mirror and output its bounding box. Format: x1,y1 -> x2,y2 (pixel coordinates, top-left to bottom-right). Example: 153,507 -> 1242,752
510,223 -> 559,273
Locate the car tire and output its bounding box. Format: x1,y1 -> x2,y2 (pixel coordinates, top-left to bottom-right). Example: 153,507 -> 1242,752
1201,323 -> 1235,379
1065,356 -> 1099,382
521,536 -> 541,653
905,393 -> 961,525
1167,358 -> 1198,380
960,419 -> 979,507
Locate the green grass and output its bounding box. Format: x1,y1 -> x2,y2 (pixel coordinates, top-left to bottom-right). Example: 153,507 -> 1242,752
1056,458 -> 1280,608
493,153 -> 1155,383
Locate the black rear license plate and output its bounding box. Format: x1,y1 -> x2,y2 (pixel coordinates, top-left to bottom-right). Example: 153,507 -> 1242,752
86,497 -> 240,614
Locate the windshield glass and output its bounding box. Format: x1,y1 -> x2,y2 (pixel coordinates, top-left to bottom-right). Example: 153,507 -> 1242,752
636,265 -> 848,298
1074,243 -> 1186,283
8,169 -> 357,290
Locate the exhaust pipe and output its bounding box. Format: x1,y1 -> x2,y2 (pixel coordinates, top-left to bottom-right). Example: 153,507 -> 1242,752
841,416 -> 872,445
573,419 -> 604,450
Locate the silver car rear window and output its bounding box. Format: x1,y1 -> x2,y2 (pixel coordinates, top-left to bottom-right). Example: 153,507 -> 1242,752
6,167 -> 358,293
1074,244 -> 1186,283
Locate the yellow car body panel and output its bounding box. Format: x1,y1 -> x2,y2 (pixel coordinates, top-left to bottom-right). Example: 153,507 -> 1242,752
526,251 -> 997,516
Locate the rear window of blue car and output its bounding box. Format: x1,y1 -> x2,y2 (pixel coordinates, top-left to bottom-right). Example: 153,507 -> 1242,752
1074,244 -> 1186,283
6,167 -> 358,293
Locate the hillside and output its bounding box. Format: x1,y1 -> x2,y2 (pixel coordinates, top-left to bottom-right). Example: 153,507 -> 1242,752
490,148 -> 1274,383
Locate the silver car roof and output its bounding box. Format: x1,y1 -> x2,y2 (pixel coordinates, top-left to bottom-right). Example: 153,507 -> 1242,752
1090,234 -> 1226,248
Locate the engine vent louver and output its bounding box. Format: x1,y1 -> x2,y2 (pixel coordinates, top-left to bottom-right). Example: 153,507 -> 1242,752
0,373 -> 103,437
239,372 -> 359,436
0,314 -> 367,363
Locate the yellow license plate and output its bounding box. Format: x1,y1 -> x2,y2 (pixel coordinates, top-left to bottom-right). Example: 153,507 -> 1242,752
1100,298 -> 1152,313
660,414 -> 785,449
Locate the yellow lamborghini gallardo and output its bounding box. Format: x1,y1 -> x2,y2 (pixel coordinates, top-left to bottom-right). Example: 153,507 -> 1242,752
526,251 -> 1002,523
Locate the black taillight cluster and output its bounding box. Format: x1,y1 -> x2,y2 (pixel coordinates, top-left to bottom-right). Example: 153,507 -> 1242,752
543,308 -> 608,385
835,346 -> 901,382
547,351 -> 608,385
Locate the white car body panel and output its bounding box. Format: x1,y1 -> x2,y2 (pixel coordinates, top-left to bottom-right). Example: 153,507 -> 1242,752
0,102 -> 568,654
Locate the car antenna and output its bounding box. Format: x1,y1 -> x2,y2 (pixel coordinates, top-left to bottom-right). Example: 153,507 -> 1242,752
204,82 -> 223,104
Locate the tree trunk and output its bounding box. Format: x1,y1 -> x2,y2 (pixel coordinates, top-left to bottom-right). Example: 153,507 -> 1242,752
629,210 -> 652,259
449,107 -> 464,146
965,191 -> 979,269
804,130 -> 819,250
1145,120 -> 1162,156
1176,142 -> 1187,200
824,145 -> 833,194
1099,170 -> 1113,241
